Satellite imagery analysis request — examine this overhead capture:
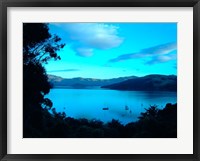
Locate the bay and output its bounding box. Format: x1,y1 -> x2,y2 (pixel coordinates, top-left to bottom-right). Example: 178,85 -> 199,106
46,88 -> 177,125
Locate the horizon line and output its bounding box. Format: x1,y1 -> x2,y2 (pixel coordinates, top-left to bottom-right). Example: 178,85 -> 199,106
47,73 -> 177,80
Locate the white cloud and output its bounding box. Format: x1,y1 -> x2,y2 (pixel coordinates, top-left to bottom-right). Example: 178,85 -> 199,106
52,23 -> 124,57
109,42 -> 177,65
145,54 -> 176,65
73,47 -> 93,57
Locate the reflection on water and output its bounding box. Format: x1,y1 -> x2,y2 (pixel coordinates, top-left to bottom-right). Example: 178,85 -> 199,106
46,88 -> 177,125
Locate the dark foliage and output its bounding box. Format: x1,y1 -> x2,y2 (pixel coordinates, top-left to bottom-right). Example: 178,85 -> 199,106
23,23 -> 51,51
23,23 -> 65,64
23,23 -> 65,137
24,103 -> 177,138
126,103 -> 177,138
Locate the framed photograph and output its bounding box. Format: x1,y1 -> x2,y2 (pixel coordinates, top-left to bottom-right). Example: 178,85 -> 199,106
1,0 -> 199,160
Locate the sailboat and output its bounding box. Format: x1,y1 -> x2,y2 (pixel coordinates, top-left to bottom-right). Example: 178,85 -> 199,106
125,105 -> 129,110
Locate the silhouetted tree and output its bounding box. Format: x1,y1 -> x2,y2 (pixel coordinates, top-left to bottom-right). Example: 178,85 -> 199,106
23,23 -> 65,137
23,23 -> 65,65
133,103 -> 177,138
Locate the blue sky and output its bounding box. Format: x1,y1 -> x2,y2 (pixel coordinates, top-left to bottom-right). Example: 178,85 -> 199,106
45,23 -> 177,79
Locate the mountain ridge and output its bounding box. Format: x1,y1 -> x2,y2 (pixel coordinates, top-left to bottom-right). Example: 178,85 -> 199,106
48,74 -> 177,91
101,74 -> 177,91
48,74 -> 137,87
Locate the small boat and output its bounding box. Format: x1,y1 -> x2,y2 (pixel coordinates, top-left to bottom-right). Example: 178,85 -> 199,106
102,107 -> 109,110
121,114 -> 126,117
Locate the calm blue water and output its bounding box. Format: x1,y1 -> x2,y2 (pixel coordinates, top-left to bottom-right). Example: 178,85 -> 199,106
46,88 -> 177,125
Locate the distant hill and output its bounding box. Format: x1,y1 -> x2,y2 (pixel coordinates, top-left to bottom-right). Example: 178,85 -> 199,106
101,74 -> 177,91
48,74 -> 137,88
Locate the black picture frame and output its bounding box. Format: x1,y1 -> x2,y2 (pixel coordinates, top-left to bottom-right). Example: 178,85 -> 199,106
0,0 -> 199,160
